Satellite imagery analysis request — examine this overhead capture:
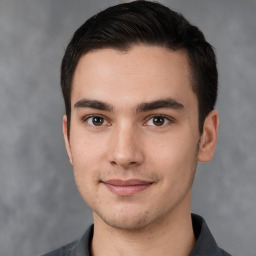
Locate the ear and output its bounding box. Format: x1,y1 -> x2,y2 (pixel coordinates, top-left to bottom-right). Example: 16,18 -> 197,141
63,115 -> 73,165
197,110 -> 219,162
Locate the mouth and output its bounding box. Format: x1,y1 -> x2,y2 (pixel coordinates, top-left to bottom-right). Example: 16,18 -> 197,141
102,179 -> 154,196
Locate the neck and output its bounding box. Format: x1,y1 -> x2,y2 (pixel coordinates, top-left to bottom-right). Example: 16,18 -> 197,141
91,204 -> 195,256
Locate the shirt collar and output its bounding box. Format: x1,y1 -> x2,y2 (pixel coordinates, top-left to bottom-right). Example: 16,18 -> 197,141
190,213 -> 225,256
72,214 -> 227,256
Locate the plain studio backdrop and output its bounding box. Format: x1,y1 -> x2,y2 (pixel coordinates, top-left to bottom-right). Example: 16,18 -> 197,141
0,0 -> 255,255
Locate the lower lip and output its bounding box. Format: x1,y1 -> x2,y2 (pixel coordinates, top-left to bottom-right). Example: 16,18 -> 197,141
104,183 -> 152,196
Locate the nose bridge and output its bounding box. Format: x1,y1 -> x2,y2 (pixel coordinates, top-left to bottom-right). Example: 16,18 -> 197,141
108,121 -> 143,168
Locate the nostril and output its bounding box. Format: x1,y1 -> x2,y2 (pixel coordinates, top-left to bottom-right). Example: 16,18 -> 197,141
109,160 -> 139,168
110,161 -> 117,166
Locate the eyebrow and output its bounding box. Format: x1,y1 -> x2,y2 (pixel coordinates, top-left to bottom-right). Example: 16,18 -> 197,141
74,98 -> 184,113
74,99 -> 114,112
136,98 -> 184,113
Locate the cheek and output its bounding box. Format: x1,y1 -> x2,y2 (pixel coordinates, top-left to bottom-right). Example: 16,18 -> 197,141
71,141 -> 101,206
69,131 -> 107,194
70,128 -> 107,166
148,135 -> 198,203
147,130 -> 195,160
145,130 -> 198,179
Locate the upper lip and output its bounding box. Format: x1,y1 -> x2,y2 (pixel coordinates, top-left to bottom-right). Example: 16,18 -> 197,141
102,179 -> 154,186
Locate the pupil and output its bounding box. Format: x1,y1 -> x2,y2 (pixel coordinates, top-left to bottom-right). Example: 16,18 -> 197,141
153,116 -> 164,126
93,117 -> 103,126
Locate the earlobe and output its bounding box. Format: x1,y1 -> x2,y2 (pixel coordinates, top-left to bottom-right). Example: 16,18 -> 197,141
197,110 -> 219,162
63,115 -> 73,165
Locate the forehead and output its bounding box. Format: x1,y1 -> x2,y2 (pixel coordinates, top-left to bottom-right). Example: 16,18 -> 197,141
72,45 -> 196,109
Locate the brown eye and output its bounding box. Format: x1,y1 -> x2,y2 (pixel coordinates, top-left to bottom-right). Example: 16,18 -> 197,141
145,115 -> 170,127
87,116 -> 106,126
92,116 -> 104,126
152,116 -> 165,126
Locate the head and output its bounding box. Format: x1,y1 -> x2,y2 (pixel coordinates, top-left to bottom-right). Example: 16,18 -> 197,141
61,1 -> 219,231
61,0 -> 218,137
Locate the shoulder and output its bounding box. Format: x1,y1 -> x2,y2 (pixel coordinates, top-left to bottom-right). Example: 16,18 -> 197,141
40,225 -> 94,256
220,248 -> 232,256
191,214 -> 232,256
41,240 -> 77,256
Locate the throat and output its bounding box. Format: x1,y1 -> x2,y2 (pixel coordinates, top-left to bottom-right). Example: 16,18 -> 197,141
91,211 -> 196,256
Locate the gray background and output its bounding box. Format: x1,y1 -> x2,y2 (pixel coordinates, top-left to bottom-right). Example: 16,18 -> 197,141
0,0 -> 255,255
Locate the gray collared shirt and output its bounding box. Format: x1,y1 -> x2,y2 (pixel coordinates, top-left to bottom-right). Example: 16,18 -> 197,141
42,214 -> 231,256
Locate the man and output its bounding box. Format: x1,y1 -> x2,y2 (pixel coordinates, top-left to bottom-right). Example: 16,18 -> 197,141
43,1 -> 231,255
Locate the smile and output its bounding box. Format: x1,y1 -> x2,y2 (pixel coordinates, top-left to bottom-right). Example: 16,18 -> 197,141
102,179 -> 154,196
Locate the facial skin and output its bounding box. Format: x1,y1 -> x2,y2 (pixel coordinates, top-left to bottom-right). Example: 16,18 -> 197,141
63,45 -> 218,233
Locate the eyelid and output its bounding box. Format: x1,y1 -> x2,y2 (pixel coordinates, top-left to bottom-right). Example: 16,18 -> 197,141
82,114 -> 111,126
143,114 -> 175,126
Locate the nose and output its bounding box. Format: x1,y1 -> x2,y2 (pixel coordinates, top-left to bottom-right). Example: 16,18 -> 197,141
108,123 -> 144,169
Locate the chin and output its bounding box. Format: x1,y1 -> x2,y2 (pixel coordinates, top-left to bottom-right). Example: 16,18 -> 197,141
94,208 -> 154,231
103,217 -> 151,231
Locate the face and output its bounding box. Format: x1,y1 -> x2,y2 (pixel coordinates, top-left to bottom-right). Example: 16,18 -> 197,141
63,45 -> 218,231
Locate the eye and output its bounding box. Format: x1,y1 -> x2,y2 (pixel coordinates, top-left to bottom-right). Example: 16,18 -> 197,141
145,115 -> 171,127
86,115 -> 107,127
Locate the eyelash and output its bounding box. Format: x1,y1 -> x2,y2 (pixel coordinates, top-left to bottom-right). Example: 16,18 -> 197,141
143,114 -> 174,127
82,114 -> 109,127
82,114 -> 174,127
